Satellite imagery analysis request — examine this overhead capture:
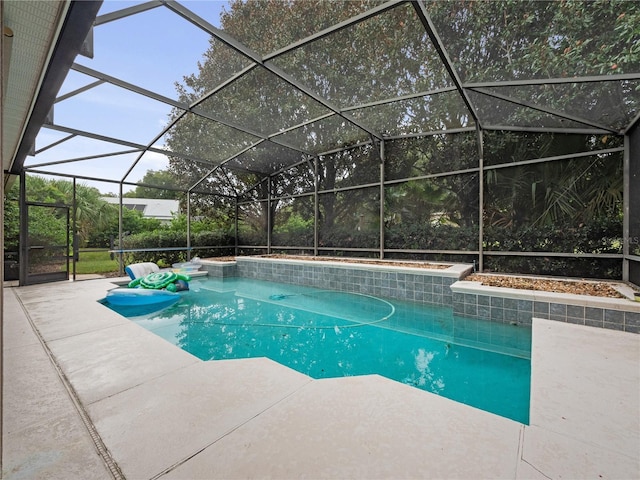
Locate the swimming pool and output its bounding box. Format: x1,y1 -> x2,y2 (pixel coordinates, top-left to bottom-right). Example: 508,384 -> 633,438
104,277 -> 532,423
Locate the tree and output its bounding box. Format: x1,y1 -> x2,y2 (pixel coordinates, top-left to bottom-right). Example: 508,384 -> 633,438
161,0 -> 638,267
124,169 -> 182,200
3,182 -> 20,252
5,176 -> 119,249
52,179 -> 117,247
428,0 -> 639,81
86,207 -> 164,248
166,1 -> 450,243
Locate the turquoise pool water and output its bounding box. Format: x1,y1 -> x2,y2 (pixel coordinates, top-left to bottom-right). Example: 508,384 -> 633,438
104,277 -> 532,423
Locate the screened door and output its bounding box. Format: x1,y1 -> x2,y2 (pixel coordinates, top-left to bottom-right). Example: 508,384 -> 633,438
24,202 -> 70,285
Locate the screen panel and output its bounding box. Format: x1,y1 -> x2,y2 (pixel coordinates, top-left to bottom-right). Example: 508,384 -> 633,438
385,133 -> 479,181
483,153 -> 623,262
271,161 -> 315,197
427,0 -> 640,83
272,195 -> 315,248
483,131 -> 623,167
224,141 -> 306,175
318,144 -> 380,191
271,2 -> 453,109
196,67 -> 332,138
484,255 -> 621,280
275,115 -> 370,155
348,91 -> 472,137
318,187 -> 380,249
467,90 -> 599,130
474,80 -> 640,132
385,173 -> 479,251
215,1 -> 387,56
160,111 -> 261,166
237,199 -> 269,246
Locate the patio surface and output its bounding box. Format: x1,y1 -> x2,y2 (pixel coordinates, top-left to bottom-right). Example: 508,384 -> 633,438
2,278 -> 639,479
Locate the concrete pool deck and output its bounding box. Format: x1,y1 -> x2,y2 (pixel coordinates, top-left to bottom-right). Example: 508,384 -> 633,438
2,278 -> 639,479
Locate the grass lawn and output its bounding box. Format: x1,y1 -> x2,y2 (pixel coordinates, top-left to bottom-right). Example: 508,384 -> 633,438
75,249 -> 120,275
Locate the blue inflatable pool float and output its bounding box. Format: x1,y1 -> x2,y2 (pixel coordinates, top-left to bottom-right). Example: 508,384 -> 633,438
106,288 -> 180,307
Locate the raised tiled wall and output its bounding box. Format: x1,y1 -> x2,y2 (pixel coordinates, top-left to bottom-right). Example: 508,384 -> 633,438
234,257 -> 471,307
200,260 -> 238,278
199,258 -> 640,334
451,282 -> 640,334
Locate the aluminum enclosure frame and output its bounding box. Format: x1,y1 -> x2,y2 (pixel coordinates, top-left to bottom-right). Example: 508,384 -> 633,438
10,0 -> 640,284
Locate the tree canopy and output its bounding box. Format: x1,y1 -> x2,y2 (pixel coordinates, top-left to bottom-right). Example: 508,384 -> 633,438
163,0 -> 637,265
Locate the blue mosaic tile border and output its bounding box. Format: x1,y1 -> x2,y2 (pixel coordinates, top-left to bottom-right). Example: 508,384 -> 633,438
200,261 -> 238,278
452,289 -> 640,334
200,258 -> 639,334
234,258 -> 467,307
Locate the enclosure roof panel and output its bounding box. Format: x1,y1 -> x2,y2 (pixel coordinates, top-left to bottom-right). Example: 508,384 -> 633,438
427,0 -> 640,83
6,0 -> 640,192
269,2 -> 455,109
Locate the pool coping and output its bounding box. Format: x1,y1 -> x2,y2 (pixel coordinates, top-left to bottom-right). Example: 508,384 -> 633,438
451,280 -> 640,309
451,280 -> 640,333
233,255 -> 469,276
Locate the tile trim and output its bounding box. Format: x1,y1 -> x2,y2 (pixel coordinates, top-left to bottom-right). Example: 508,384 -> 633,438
451,281 -> 639,334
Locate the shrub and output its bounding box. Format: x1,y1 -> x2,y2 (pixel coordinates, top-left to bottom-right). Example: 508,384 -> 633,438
118,229 -> 235,265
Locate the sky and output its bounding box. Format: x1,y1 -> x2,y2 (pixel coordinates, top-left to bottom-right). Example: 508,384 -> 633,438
26,0 -> 228,195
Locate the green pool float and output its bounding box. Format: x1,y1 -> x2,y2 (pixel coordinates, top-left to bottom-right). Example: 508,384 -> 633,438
128,271 -> 191,292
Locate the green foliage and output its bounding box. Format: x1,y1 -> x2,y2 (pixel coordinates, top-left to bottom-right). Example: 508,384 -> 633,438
191,230 -> 236,258
386,223 -> 478,252
272,209 -> 314,247
4,175 -> 119,251
167,213 -> 227,235
86,207 -> 163,248
484,256 -> 622,280
318,228 -> 379,250
24,175 -> 67,204
119,230 -> 186,266
47,179 -> 117,246
75,250 -> 119,275
484,214 -> 622,254
124,170 -> 181,200
27,206 -> 68,246
3,183 -> 19,251
119,229 -> 235,265
484,150 -> 623,229
430,0 -> 640,80
274,211 -> 313,235
484,214 -> 622,278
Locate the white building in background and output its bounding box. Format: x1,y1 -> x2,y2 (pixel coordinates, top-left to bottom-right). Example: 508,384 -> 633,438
101,198 -> 180,223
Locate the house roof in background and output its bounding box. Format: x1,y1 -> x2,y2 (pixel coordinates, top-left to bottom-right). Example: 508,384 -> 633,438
101,197 -> 179,221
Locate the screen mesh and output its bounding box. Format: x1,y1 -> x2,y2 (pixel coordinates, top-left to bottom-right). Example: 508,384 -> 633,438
427,0 -> 640,83
385,133 -> 479,181
385,173 -> 479,251
271,3 -> 453,109
318,187 -> 380,249
630,123 -> 640,258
